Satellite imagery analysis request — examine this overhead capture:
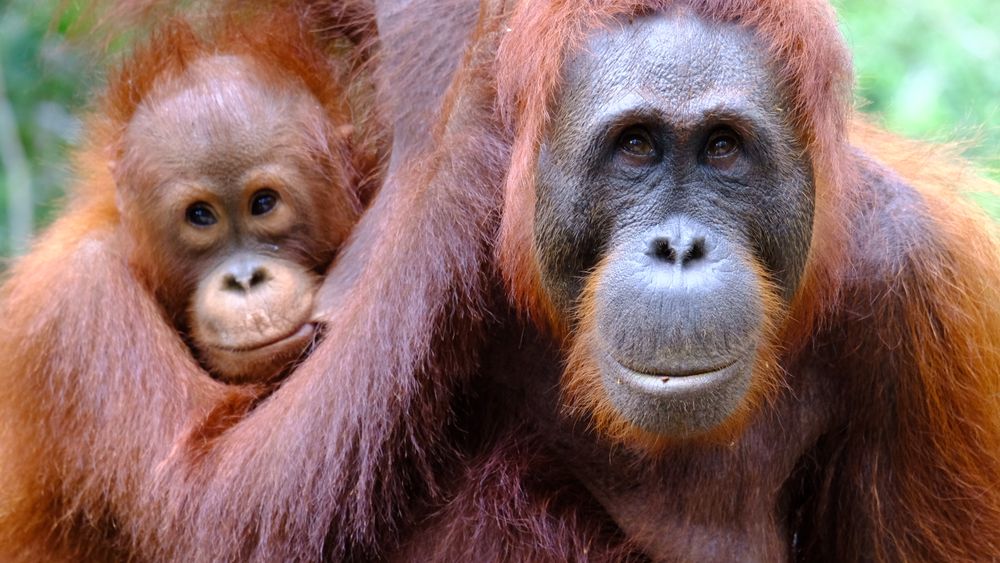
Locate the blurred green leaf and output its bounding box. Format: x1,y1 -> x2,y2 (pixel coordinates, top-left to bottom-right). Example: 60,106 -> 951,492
1,0 -> 97,255
835,0 -> 1000,219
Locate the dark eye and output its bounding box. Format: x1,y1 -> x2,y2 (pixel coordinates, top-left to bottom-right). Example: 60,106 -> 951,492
185,203 -> 217,227
617,127 -> 655,158
250,190 -> 279,216
704,129 -> 741,161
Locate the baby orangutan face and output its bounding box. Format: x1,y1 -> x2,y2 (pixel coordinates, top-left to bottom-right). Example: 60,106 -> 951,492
117,55 -> 361,383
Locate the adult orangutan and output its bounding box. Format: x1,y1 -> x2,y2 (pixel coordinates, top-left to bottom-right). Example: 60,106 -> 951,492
377,1 -> 1000,561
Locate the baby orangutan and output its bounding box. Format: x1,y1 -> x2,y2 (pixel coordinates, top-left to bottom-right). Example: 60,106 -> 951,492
0,11 -> 383,560
110,20 -> 374,383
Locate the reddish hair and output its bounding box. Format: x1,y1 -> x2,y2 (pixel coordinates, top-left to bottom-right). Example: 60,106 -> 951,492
483,3 -> 1000,559
75,4 -> 380,214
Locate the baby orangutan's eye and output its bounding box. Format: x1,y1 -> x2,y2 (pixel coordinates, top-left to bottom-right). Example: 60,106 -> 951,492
186,202 -> 218,227
251,190 -> 279,216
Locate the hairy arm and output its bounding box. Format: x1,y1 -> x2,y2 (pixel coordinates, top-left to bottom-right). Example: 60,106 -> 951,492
373,0 -> 479,174
806,148 -> 1000,561
0,205 -> 252,559
3,3 -> 509,561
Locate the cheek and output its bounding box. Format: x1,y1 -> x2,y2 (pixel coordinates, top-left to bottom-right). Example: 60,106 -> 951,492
302,174 -> 363,249
744,162 -> 816,299
127,231 -> 203,319
533,177 -> 619,316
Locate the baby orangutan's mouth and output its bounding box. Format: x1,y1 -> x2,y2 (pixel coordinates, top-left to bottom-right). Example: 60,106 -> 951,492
215,322 -> 317,353
199,321 -> 319,384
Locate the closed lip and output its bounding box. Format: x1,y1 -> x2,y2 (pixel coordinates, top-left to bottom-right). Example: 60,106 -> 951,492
619,356 -> 741,378
210,322 -> 316,354
603,351 -> 746,398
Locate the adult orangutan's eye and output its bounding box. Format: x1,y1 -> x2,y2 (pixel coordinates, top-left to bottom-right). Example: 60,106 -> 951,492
618,127 -> 656,158
703,128 -> 742,164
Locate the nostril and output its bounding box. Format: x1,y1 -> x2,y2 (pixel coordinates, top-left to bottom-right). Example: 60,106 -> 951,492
249,268 -> 269,288
223,274 -> 247,292
222,268 -> 269,293
650,237 -> 677,263
682,237 -> 706,265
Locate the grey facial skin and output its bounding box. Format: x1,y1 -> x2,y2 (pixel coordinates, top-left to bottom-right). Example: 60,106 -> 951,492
534,10 -> 814,437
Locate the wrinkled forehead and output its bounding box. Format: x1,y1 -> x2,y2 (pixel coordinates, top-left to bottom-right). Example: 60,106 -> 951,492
124,55 -> 317,171
557,10 -> 783,126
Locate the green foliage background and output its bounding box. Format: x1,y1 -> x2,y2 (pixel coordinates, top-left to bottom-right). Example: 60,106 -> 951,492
0,0 -> 997,258
837,0 -> 999,218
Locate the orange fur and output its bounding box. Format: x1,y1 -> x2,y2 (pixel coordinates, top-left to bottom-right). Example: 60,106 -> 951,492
4,0 -> 998,560
0,4 -> 390,560
421,1 -> 1000,559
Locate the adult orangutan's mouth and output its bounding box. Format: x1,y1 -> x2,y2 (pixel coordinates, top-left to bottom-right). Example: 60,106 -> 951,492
606,353 -> 744,400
